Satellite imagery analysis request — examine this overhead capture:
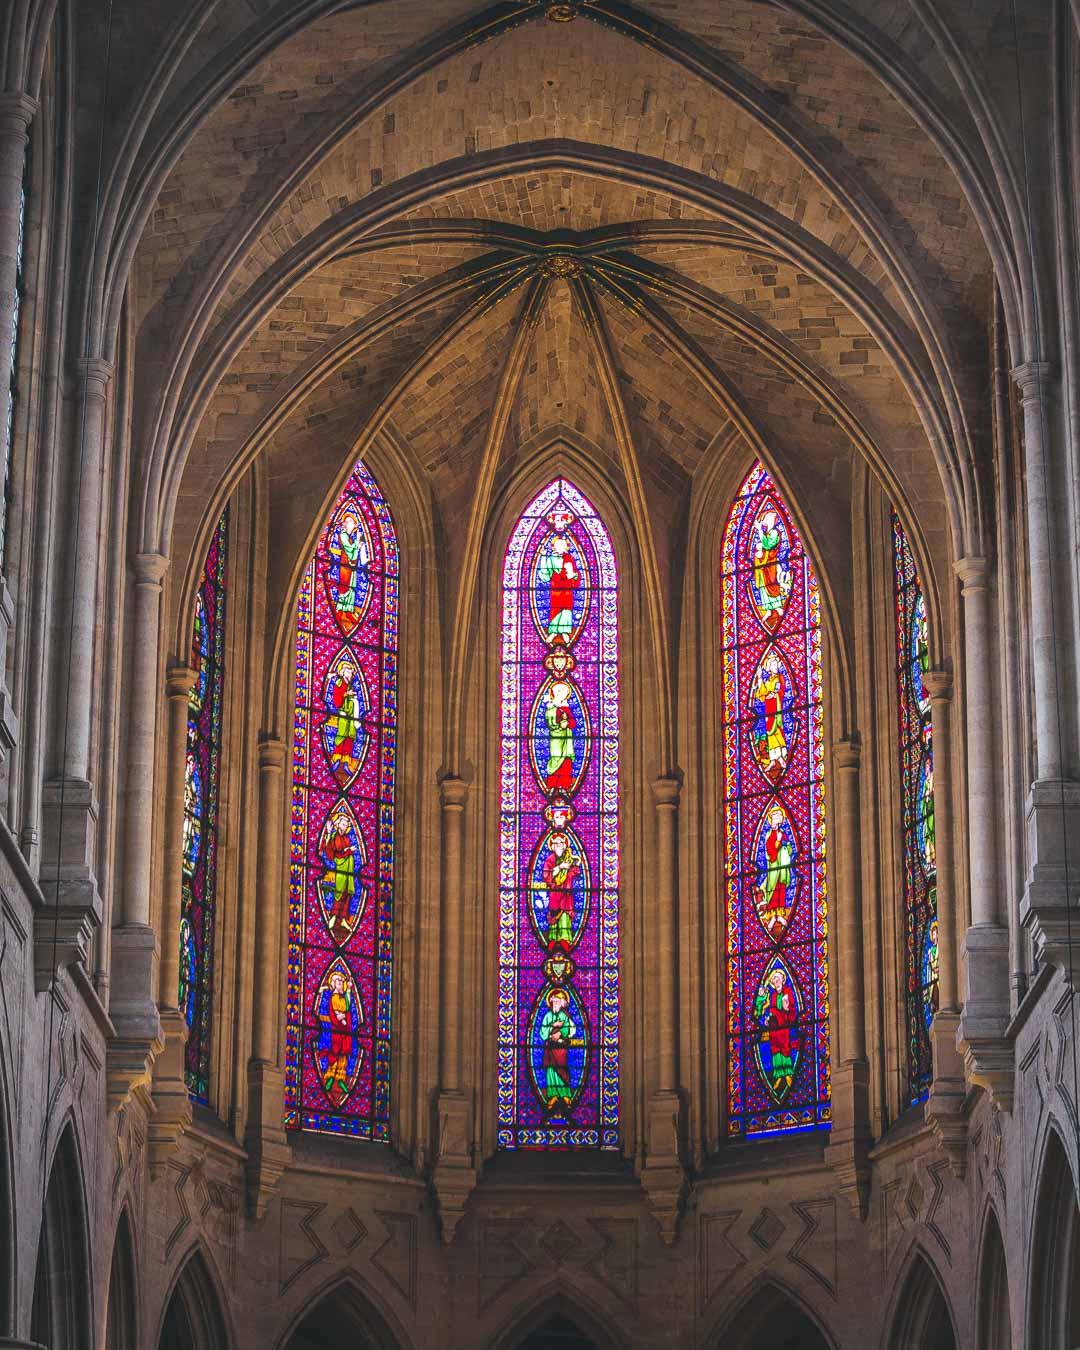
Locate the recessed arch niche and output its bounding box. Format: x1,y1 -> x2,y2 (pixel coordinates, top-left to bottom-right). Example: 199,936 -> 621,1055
709,1280 -> 835,1350
280,1278 -> 403,1350
975,1206 -> 1011,1350
885,1250 -> 957,1350
1029,1128 -> 1080,1348
157,1249 -> 230,1350
29,1124 -> 92,1350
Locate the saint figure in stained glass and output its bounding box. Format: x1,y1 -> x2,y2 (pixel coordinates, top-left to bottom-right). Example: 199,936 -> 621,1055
285,458 -> 397,1140
721,462 -> 830,1138
499,478 -> 619,1151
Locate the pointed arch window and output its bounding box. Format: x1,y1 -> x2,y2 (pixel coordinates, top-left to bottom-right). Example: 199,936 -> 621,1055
720,462 -> 830,1137
2,162 -> 27,569
498,478 -> 619,1150
284,458 -> 398,1139
180,508 -> 228,1103
893,512 -> 937,1103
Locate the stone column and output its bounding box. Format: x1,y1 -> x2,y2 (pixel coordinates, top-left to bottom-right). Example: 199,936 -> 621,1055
432,774 -> 475,1242
108,553 -> 168,1110
38,359 -> 113,994
825,741 -> 870,1213
149,667 -> 196,1166
245,736 -> 289,1218
1013,363 -> 1061,782
642,776 -> 686,1243
955,556 -> 1012,1108
923,672 -> 966,1169
1013,363 -> 1080,981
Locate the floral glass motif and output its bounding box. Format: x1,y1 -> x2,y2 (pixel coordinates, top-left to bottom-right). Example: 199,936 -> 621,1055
722,462 -> 831,1137
893,513 -> 937,1103
181,509 -> 228,1103
499,479 -> 619,1150
284,459 -> 397,1140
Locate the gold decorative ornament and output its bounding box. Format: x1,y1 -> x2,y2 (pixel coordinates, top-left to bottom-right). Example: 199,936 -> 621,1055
539,254 -> 584,279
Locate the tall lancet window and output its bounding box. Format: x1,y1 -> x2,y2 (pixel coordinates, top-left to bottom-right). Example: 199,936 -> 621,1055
721,462 -> 831,1137
284,458 -> 398,1140
498,479 -> 619,1150
893,512 -> 937,1104
2,166 -> 27,568
181,509 -> 228,1103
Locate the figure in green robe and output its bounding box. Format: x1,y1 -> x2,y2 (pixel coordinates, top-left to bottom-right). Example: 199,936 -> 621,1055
540,988 -> 576,1109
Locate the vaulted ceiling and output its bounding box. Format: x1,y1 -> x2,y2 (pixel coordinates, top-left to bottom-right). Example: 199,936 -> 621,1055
102,0 -> 1000,646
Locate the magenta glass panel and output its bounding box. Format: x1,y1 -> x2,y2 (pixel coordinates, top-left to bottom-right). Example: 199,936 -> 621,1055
498,478 -> 619,1150
721,462 -> 831,1137
284,459 -> 397,1140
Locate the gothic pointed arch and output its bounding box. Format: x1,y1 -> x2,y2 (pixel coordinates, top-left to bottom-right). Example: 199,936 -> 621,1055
0,1038 -> 13,1336
497,474 -> 619,1151
491,1287 -> 625,1350
30,1122 -> 92,1350
1029,1126 -> 1080,1348
975,1204 -> 1012,1350
105,1206 -> 138,1350
157,1247 -> 231,1350
284,453 -> 399,1140
884,1248 -> 957,1350
280,1274 -> 405,1350
707,1278 -> 836,1350
720,459 -> 830,1138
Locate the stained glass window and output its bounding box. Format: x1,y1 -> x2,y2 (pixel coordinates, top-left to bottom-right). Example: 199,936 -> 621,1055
284,459 -> 397,1140
498,478 -> 619,1150
2,170 -> 27,570
893,512 -> 936,1104
721,462 -> 830,1137
181,508 -> 228,1103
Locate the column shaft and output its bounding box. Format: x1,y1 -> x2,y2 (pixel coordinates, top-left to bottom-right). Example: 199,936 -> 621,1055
159,667 -> 195,1013
652,777 -> 680,1094
834,742 -> 866,1063
956,557 -> 998,927
252,737 -> 285,1064
1013,362 -> 1060,782
925,673 -> 958,1013
119,553 -> 168,928
64,358 -> 113,779
439,776 -> 468,1092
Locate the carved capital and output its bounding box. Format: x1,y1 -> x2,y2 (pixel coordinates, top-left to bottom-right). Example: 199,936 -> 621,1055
73,356 -> 113,404
1011,360 -> 1053,406
922,668 -> 952,702
953,554 -> 989,593
651,774 -> 682,811
131,551 -> 169,591
438,774 -> 469,812
925,1012 -> 968,1176
0,92 -> 38,137
166,665 -> 196,702
244,1063 -> 290,1219
431,1089 -> 476,1244
833,738 -> 860,773
147,1008 -> 193,1174
258,733 -> 286,774
825,1060 -> 871,1219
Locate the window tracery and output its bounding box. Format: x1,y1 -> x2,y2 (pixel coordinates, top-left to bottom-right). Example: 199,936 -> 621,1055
284,459 -> 398,1139
720,462 -> 831,1137
498,478 -> 619,1150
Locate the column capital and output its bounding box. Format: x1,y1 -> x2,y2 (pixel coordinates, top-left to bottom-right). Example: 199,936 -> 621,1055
132,550 -> 169,587
833,738 -> 860,772
651,774 -> 682,809
1011,360 -> 1053,404
923,668 -> 952,702
954,553 -> 989,592
165,664 -> 196,701
439,774 -> 469,810
73,356 -> 114,403
0,92 -> 38,134
258,734 -> 286,772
